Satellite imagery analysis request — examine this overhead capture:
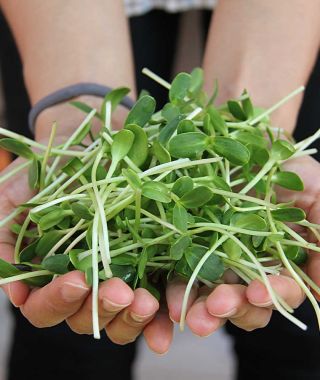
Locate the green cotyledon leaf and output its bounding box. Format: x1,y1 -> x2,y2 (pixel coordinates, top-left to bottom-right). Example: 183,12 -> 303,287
211,137 -> 250,166
125,95 -> 156,127
125,124 -> 148,167
42,254 -> 70,275
168,132 -> 209,158
272,171 -> 304,191
169,72 -> 191,103
142,181 -> 171,203
185,245 -> 225,282
271,207 -> 305,222
172,203 -> 188,232
180,186 -> 213,208
0,138 -> 34,159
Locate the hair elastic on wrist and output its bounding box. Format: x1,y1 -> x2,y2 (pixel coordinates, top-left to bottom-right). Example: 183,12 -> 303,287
28,83 -> 135,133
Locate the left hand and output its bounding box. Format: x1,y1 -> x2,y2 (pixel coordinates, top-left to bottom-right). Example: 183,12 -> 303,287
166,154 -> 319,337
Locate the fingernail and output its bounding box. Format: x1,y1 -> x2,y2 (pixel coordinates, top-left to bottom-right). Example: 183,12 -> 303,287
102,298 -> 130,312
130,311 -> 154,323
169,313 -> 177,323
209,307 -> 237,318
61,282 -> 90,302
251,300 -> 273,308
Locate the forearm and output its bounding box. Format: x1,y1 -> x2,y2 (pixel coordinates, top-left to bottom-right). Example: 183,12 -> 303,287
203,0 -> 320,134
0,0 -> 135,139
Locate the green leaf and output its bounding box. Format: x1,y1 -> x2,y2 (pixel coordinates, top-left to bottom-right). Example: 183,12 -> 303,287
42,254 -> 70,274
152,141 -> 171,164
35,230 -> 64,257
172,203 -> 188,232
170,236 -> 191,260
112,254 -> 137,266
212,137 -> 250,165
222,239 -> 242,260
0,258 -> 22,278
241,90 -> 254,119
107,264 -> 136,283
19,240 -> 39,262
180,186 -> 213,208
39,209 -> 71,231
172,176 -> 193,198
111,129 -> 135,163
168,132 -> 209,158
69,249 -> 92,272
272,171 -> 304,191
28,158 -> 40,190
142,181 -> 171,203
122,168 -> 142,189
234,131 -> 268,149
138,249 -> 148,279
72,121 -> 93,145
188,67 -> 204,96
85,267 -> 93,286
212,176 -> 231,192
169,72 -> 191,103
175,256 -> 193,279
227,100 -> 247,121
185,245 -> 224,282
207,107 -> 227,135
271,140 -> 296,161
61,157 -> 84,176
284,246 -> 307,265
125,124 -> 148,167
251,146 -> 270,166
177,120 -> 196,134
231,213 -> 267,231
125,95 -> 156,127
158,116 -> 182,145
101,87 -> 130,120
0,138 -> 34,159
71,202 -> 93,220
162,103 -> 180,122
271,207 -> 305,222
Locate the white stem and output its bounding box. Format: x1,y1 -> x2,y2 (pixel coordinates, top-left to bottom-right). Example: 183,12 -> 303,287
0,270 -> 52,285
92,213 -> 101,339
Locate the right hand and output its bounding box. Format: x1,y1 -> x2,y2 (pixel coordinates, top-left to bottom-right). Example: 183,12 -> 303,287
0,158 -> 172,352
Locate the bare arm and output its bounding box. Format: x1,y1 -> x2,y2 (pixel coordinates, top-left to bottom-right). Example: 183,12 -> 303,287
0,0 -> 136,138
203,0 -> 320,133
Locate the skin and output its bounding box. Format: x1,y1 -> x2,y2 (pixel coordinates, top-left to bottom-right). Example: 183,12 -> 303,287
0,0 -> 319,354
169,0 -> 320,337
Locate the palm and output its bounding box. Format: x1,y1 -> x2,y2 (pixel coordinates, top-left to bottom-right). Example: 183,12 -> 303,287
281,155 -> 320,299
0,159 -> 168,352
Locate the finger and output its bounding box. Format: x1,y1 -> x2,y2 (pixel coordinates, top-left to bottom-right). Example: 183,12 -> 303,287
20,271 -> 90,328
166,278 -> 198,322
143,309 -> 174,354
106,288 -> 159,345
246,274 -> 305,309
307,252 -> 320,301
66,277 -> 134,334
186,296 -> 224,337
206,284 -> 272,331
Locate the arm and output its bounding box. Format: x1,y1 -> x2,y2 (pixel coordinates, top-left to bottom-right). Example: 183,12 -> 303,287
203,0 -> 320,133
167,0 -> 320,337
0,0 -> 171,351
0,0 -> 136,139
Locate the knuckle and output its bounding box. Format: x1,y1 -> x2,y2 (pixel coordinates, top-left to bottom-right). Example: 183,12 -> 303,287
66,319 -> 92,335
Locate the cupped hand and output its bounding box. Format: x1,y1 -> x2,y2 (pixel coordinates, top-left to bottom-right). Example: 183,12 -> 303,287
0,158 -> 170,352
166,154 -> 320,336
167,273 -> 305,337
